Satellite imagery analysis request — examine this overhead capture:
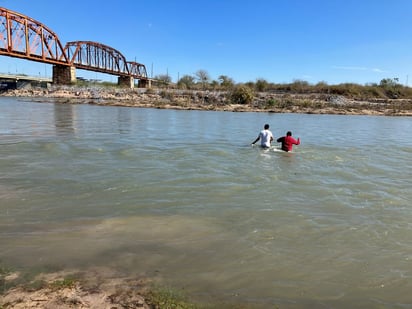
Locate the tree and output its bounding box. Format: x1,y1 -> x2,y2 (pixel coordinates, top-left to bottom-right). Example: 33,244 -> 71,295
379,78 -> 402,99
177,75 -> 195,89
210,80 -> 219,89
255,78 -> 268,92
218,75 -> 235,89
195,69 -> 210,89
154,74 -> 171,85
379,78 -> 400,88
244,81 -> 255,89
291,79 -> 310,93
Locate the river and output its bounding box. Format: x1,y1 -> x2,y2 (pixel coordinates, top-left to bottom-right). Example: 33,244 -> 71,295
1,97 -> 412,308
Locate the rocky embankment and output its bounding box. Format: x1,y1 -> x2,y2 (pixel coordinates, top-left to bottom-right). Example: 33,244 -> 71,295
2,85 -> 412,116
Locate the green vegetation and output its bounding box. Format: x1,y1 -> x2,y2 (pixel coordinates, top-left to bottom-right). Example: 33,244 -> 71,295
0,262 -> 81,295
177,75 -> 196,89
150,74 -> 412,113
145,285 -> 198,309
255,78 -> 269,92
218,75 -> 235,89
144,285 -> 273,309
0,265 -> 10,294
48,278 -> 77,290
195,70 -> 211,90
73,69 -> 412,103
178,72 -> 412,100
7,69 -> 409,114
230,85 -> 254,104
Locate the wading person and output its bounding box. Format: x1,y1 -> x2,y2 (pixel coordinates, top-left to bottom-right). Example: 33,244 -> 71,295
251,124 -> 274,148
277,131 -> 300,152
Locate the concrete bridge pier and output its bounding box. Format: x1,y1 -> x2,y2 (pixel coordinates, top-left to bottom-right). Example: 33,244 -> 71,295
118,76 -> 134,88
52,64 -> 149,89
118,76 -> 151,89
53,65 -> 76,84
137,79 -> 151,88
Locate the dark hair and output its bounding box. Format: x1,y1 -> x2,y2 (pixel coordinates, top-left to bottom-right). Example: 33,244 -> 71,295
264,124 -> 270,129
286,131 -> 292,136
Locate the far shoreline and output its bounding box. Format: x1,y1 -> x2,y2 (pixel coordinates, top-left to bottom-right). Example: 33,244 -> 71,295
2,85 -> 412,116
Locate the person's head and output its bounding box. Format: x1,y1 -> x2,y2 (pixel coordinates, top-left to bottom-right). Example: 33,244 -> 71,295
264,124 -> 270,130
286,131 -> 292,136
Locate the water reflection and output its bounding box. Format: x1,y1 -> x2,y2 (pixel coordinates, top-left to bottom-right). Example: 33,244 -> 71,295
116,107 -> 131,134
53,103 -> 76,136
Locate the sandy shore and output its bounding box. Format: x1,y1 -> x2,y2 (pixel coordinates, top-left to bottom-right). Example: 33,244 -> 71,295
1,268 -> 156,309
2,86 -> 412,116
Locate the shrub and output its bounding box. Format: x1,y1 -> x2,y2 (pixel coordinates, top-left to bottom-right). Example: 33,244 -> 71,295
159,90 -> 174,100
255,78 -> 269,92
266,98 -> 277,107
230,85 -> 254,104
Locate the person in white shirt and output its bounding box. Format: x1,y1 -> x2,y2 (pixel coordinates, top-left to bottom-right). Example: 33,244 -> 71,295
251,124 -> 273,148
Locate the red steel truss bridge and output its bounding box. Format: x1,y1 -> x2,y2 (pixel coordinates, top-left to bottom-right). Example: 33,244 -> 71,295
0,7 -> 148,87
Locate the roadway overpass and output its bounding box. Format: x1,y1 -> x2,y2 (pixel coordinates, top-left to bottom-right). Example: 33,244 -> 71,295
0,73 -> 52,91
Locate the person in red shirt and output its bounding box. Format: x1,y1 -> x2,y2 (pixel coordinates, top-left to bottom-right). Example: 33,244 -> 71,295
277,131 -> 300,152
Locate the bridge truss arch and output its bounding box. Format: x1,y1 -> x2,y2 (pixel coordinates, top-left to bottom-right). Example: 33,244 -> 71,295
0,7 -> 149,87
65,41 -> 128,76
64,41 -> 147,80
0,7 -> 69,65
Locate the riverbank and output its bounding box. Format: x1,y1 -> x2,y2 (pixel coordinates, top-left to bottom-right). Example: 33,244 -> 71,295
1,268 -> 149,308
2,86 -> 412,116
1,267 -> 201,309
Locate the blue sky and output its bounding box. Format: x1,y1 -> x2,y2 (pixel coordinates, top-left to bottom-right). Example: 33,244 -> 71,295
1,0 -> 412,85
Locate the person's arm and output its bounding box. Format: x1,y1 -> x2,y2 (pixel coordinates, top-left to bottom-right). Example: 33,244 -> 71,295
294,137 -> 300,145
276,137 -> 283,143
251,136 -> 260,145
